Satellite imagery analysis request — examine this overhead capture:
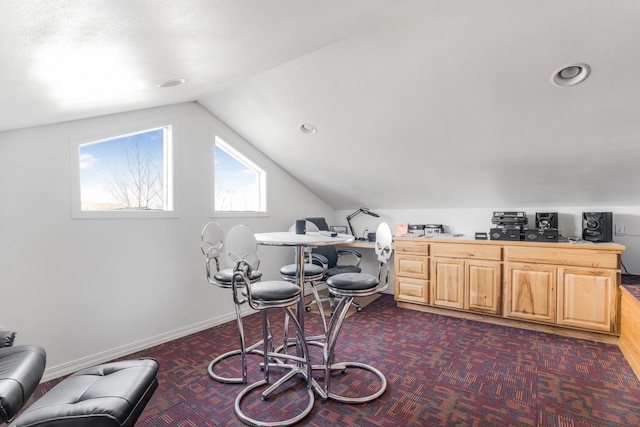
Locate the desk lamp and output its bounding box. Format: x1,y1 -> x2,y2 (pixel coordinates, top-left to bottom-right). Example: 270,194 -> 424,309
346,207 -> 380,240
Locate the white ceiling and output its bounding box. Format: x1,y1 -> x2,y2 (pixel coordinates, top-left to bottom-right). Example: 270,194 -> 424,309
3,0 -> 640,210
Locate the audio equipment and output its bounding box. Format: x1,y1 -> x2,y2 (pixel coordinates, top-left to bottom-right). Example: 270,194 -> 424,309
582,212 -> 613,242
491,211 -> 528,226
535,212 -> 558,230
490,227 -> 523,241
524,228 -> 559,242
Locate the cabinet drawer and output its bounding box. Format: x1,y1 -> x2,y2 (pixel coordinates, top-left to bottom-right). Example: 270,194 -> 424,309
430,243 -> 501,261
394,240 -> 429,255
505,246 -> 619,269
395,277 -> 429,304
396,255 -> 429,279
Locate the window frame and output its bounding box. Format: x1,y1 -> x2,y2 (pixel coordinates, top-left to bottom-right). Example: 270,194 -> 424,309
211,135 -> 268,218
71,121 -> 176,219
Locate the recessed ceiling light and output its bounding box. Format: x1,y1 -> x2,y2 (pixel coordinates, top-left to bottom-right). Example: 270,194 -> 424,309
158,78 -> 187,88
298,123 -> 317,134
552,64 -> 590,87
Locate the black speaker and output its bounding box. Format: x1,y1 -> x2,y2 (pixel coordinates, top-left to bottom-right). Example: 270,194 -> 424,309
582,212 -> 612,242
536,212 -> 558,230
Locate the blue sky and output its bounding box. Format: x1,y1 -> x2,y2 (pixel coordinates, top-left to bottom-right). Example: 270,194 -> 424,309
214,142 -> 261,211
79,128 -> 164,205
79,128 -> 258,209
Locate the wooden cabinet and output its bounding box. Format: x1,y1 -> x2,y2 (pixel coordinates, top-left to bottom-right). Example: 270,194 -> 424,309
557,267 -> 617,332
431,257 -> 464,309
431,244 -> 501,315
394,240 -> 429,304
504,262 -> 556,323
393,236 -> 624,336
504,245 -> 621,334
467,260 -> 502,314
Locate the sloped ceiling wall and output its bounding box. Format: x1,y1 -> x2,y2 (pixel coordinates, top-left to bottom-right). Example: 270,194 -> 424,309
200,0 -> 640,210
2,0 -> 640,211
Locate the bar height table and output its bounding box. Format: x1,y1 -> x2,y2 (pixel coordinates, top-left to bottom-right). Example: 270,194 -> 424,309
254,231 -> 354,335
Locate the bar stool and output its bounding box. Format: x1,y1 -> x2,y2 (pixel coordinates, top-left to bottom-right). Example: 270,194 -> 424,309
201,221 -> 263,384
229,225 -> 315,427
323,221 -> 393,403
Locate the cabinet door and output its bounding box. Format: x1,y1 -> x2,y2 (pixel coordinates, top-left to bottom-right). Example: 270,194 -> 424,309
558,267 -> 618,333
431,257 -> 465,309
467,260 -> 501,315
395,277 -> 429,304
504,262 -> 556,323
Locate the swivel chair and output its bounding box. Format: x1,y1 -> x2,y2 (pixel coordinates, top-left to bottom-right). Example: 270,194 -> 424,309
304,217 -> 363,313
323,222 -> 392,403
201,221 -> 263,384
227,225 -> 315,426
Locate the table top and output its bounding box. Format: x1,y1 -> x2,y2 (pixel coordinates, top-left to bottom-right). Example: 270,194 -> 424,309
255,231 -> 354,247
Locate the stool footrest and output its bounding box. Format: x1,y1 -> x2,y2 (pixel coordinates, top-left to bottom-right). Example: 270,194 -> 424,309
326,361 -> 387,403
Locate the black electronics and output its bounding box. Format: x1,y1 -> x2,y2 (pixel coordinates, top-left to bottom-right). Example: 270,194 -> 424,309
535,212 -> 558,230
425,224 -> 444,234
524,228 -> 559,242
408,224 -> 444,236
490,227 -> 523,241
475,232 -> 488,240
491,211 -> 528,226
582,212 -> 613,243
367,232 -> 376,242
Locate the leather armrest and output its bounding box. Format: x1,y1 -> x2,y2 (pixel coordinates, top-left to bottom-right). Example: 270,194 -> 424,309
311,254 -> 329,268
337,248 -> 362,266
0,345 -> 46,423
0,330 -> 17,348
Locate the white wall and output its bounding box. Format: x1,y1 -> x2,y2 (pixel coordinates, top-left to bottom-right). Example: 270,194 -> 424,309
334,207 -> 640,275
0,102 -> 334,379
3,103 -> 638,380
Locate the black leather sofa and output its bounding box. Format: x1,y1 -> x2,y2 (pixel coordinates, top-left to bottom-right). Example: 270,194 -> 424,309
0,330 -> 158,426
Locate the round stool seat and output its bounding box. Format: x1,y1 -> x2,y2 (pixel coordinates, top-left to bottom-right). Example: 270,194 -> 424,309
250,280 -> 300,302
327,272 -> 378,291
280,263 -> 323,278
214,268 -> 262,286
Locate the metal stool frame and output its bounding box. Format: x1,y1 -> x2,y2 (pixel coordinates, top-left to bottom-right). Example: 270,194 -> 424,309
322,222 -> 393,403
229,226 -> 315,427
201,222 -> 263,384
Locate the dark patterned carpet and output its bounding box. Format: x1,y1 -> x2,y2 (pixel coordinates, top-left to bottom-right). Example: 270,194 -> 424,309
26,288 -> 640,426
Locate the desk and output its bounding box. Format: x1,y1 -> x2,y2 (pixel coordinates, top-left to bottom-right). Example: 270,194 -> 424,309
254,231 -> 354,334
340,240 -> 376,249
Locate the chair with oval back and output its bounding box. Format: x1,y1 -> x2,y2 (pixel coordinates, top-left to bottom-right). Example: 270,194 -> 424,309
201,221 -> 263,384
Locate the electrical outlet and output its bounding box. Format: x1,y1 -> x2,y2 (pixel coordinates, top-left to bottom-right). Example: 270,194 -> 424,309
615,224 -> 626,235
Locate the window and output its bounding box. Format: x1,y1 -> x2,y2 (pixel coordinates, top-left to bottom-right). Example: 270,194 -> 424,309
214,137 -> 266,214
73,126 -> 174,217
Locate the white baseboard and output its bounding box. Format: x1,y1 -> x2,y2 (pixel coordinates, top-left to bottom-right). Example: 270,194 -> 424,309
42,308 -> 255,382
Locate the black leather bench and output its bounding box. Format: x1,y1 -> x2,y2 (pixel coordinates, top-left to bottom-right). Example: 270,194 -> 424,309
1,344 -> 158,427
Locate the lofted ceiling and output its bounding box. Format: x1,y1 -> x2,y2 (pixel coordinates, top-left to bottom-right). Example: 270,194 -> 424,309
2,0 -> 640,210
